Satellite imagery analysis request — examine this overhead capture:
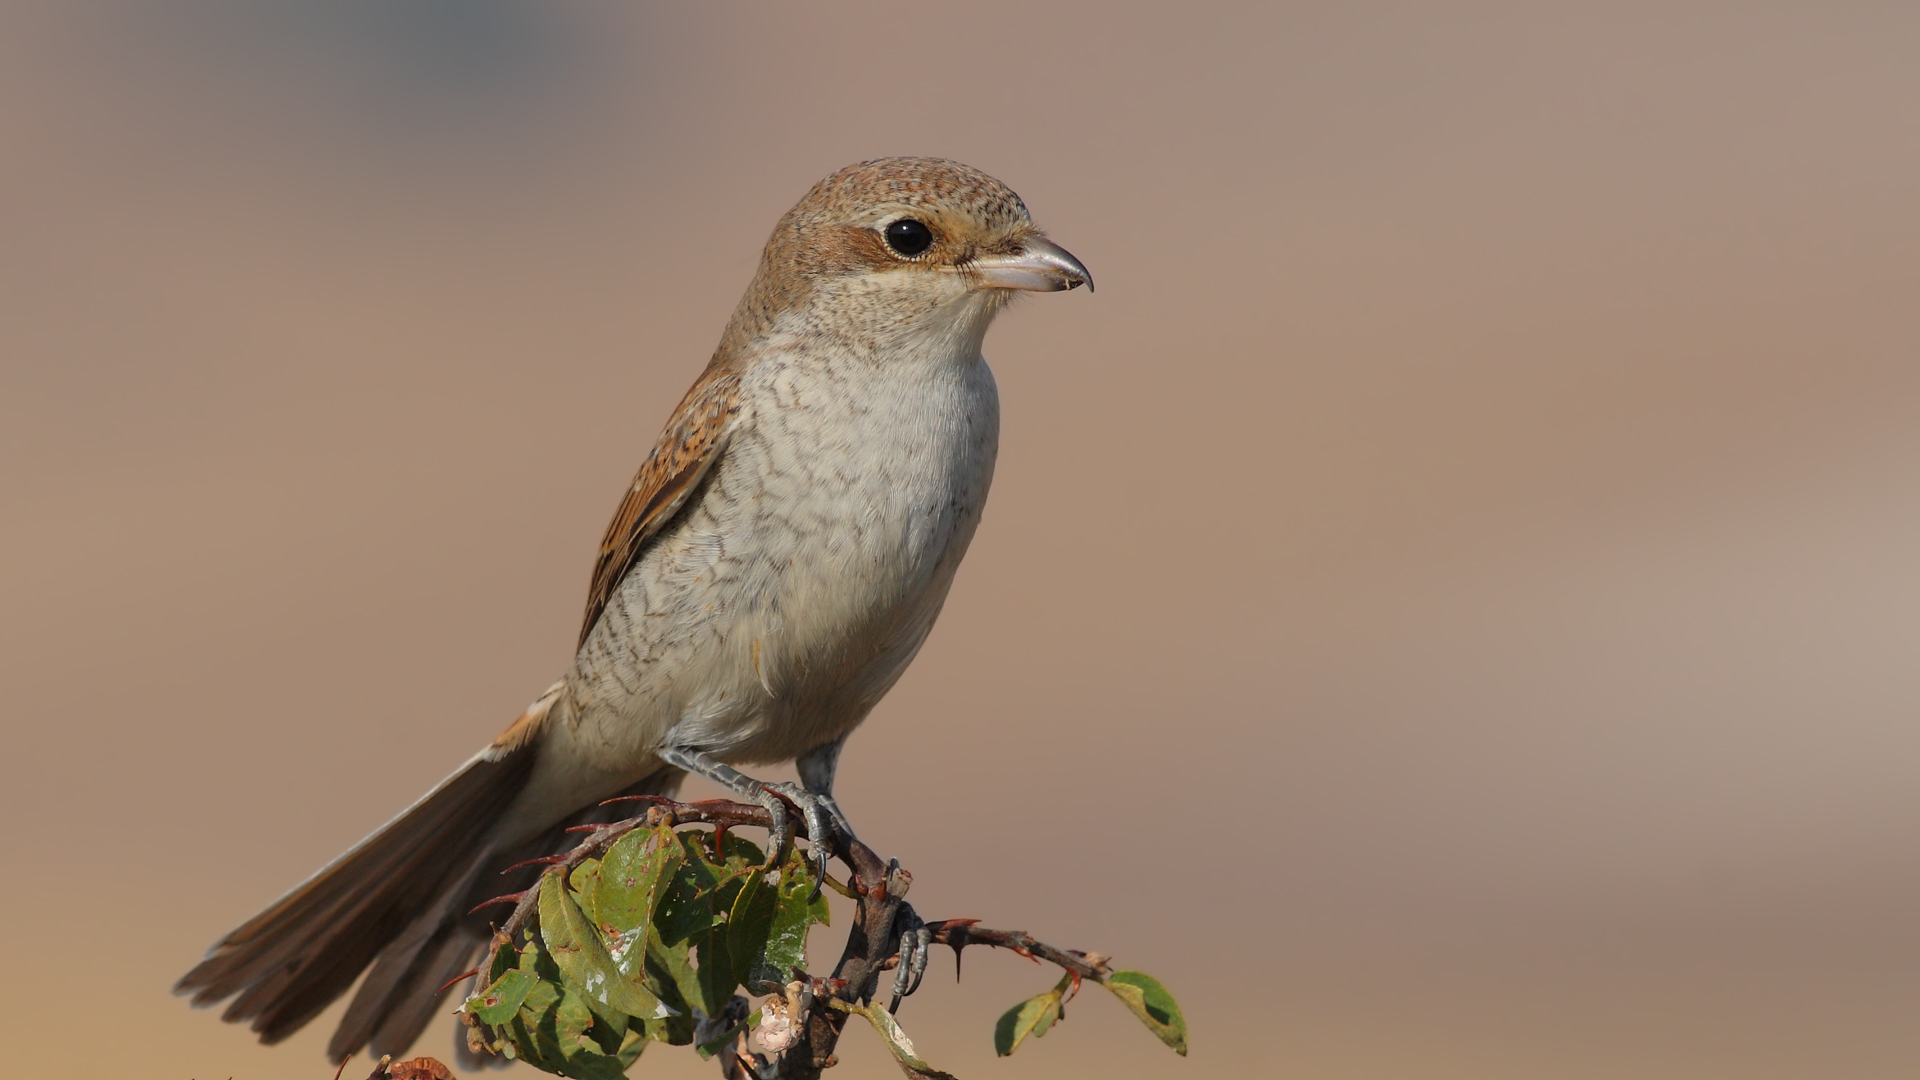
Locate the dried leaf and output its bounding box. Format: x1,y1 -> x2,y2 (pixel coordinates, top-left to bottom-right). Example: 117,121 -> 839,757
385,1058 -> 456,1080
835,999 -> 959,1080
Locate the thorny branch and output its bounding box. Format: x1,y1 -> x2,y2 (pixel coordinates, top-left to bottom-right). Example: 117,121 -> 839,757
467,794 -> 1116,1079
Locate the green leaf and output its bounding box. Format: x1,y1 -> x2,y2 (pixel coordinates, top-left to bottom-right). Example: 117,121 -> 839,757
465,825 -> 835,1076
517,939 -> 562,1016
531,985 -> 631,1080
648,832 -> 752,1016
539,866 -> 672,1020
593,824 -> 685,980
714,829 -> 767,872
500,944 -> 568,1074
616,1026 -> 647,1068
726,867 -> 778,992
485,933 -> 519,985
835,1000 -> 959,1080
993,973 -> 1070,1057
741,847 -> 831,991
575,981 -> 632,1054
637,1000 -> 696,1048
632,947 -> 696,1046
570,858 -> 603,913
507,1005 -> 568,1073
473,937 -> 566,1069
1101,970 -> 1188,1056
553,986 -> 596,1053
468,968 -> 539,1026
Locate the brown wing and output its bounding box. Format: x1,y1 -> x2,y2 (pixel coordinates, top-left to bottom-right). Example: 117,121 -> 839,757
578,364 -> 742,648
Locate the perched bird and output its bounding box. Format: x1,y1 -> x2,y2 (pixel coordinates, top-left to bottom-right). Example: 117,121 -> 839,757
175,157 -> 1091,1063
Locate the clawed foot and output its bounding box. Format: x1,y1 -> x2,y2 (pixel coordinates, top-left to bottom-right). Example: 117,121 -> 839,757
759,781 -> 842,896
889,901 -> 933,1013
655,746 -> 853,899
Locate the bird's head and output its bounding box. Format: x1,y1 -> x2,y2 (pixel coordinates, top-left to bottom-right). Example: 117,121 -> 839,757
721,157 -> 1090,360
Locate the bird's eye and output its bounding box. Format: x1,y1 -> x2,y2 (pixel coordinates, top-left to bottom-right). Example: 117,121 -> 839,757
883,218 -> 935,257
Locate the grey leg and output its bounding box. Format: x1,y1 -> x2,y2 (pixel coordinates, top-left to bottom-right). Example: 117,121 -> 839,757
657,745 -> 836,889
795,737 -> 856,843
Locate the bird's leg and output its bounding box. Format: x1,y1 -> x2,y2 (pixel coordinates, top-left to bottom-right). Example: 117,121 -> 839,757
795,737 -> 855,844
656,745 -> 836,887
791,737 -> 860,897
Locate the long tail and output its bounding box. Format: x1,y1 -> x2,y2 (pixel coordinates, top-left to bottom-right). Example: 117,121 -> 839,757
175,685 -> 683,1062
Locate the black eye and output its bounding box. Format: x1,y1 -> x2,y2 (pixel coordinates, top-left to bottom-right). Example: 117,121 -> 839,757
884,218 -> 934,257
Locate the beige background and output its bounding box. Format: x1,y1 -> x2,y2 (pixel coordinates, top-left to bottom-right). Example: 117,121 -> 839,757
5,2 -> 1920,1077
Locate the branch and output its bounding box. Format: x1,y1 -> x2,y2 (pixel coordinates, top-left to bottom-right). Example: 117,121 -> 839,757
467,793 -> 1124,1080
924,922 -> 1112,984
477,798 -> 777,971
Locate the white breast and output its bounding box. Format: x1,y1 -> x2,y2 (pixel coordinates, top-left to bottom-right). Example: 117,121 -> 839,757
569,336 -> 1000,767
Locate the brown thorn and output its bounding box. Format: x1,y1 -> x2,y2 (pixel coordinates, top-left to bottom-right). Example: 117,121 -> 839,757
437,966 -> 483,996
600,793 -> 677,807
467,891 -> 528,915
938,921 -> 976,982
498,854 -> 568,874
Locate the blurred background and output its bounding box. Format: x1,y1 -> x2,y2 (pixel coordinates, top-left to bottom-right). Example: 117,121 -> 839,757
4,2 -> 1919,1077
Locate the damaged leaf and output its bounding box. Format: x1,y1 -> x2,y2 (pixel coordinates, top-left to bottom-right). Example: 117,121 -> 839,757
539,867 -> 671,1020
467,967 -> 538,1026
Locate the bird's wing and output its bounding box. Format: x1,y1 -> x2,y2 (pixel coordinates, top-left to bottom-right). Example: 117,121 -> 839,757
578,364 -> 743,648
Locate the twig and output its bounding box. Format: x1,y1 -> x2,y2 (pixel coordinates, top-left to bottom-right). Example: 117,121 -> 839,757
924,922 -> 1113,984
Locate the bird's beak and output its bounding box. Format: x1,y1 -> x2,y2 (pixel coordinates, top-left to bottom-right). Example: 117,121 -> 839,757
965,237 -> 1094,293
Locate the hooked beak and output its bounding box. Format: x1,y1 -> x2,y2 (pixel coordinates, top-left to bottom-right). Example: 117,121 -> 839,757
964,236 -> 1094,293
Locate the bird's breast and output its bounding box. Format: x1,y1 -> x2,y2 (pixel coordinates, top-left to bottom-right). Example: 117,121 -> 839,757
574,345 -> 1000,763
723,349 -> 1000,678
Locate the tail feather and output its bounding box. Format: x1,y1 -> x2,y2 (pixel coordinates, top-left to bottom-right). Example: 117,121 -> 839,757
177,682 -> 694,1064
327,767 -> 690,1063
347,911 -> 486,1062
175,739 -> 542,1052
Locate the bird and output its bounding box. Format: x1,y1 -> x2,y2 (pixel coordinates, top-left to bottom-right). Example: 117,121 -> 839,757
175,157 -> 1092,1064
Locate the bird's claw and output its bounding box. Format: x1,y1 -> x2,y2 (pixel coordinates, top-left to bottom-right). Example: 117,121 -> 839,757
762,781 -> 835,897
757,792 -> 791,863
888,904 -> 932,1014
655,746 -> 849,893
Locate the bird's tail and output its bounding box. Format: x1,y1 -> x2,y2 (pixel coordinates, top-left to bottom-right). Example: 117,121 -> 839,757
175,684 -> 683,1063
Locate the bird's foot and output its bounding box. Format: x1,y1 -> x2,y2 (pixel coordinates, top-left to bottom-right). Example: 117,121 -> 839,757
761,781 -> 838,898
654,746 -> 846,893
888,901 -> 933,1013
811,790 -> 854,847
